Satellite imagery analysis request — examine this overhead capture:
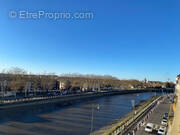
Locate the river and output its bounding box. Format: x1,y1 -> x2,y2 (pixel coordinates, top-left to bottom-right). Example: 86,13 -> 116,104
0,92 -> 162,135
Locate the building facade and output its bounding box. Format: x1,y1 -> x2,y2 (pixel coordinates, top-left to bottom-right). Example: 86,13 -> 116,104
171,75 -> 180,135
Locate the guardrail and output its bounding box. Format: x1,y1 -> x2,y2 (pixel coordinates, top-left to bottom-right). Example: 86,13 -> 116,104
0,91 -> 111,105
0,95 -> 60,104
104,96 -> 162,135
0,89 -> 169,106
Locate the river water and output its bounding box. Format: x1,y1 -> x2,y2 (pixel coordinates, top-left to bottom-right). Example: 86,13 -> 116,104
0,92 -> 161,135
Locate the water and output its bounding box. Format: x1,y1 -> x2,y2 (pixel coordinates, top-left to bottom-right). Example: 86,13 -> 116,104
0,92 -> 161,135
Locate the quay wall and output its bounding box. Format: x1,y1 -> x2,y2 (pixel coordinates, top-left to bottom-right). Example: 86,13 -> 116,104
0,88 -> 173,118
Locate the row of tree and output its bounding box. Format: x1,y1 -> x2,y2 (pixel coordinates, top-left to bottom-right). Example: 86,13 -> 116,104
0,67 -> 174,93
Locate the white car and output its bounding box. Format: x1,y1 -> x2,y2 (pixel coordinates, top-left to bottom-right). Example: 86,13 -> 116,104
157,126 -> 166,135
145,123 -> 153,133
161,119 -> 168,126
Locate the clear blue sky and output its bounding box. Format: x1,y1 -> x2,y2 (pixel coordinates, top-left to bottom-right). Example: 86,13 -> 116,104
0,0 -> 179,81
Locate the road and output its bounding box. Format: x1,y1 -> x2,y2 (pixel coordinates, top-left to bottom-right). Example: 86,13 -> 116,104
135,96 -> 170,135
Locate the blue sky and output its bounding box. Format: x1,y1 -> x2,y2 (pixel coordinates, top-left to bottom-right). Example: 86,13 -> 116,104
0,0 -> 179,81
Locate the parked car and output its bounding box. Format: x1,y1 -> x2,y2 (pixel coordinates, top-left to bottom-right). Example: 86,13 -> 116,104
162,116 -> 168,121
145,123 -> 154,133
157,126 -> 166,135
163,112 -> 168,118
28,93 -> 34,97
52,92 -> 57,96
4,92 -> 15,97
47,93 -> 52,96
161,119 -> 168,126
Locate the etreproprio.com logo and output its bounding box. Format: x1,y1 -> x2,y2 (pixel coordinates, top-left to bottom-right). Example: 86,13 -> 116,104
9,10 -> 94,20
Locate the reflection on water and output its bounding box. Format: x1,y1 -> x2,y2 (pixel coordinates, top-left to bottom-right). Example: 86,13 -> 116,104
0,92 -> 161,135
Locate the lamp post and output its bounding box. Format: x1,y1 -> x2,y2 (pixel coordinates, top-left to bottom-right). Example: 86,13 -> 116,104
90,104 -> 94,133
131,99 -> 136,119
90,104 -> 100,134
162,89 -> 164,95
131,99 -> 135,108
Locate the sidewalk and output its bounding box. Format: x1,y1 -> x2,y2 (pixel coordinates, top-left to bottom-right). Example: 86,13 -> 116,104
171,76 -> 180,135
171,98 -> 180,135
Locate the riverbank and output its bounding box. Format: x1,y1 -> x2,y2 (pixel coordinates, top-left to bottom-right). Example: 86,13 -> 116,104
0,89 -> 172,110
0,92 -> 167,135
91,95 -> 162,135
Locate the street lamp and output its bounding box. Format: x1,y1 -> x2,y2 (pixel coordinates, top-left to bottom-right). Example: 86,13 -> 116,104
131,99 -> 136,119
131,99 -> 135,108
154,92 -> 157,97
162,89 -> 164,95
90,104 -> 100,134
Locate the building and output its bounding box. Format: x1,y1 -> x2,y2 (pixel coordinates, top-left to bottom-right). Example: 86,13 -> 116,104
170,75 -> 180,135
58,80 -> 71,90
82,82 -> 88,91
59,81 -> 66,90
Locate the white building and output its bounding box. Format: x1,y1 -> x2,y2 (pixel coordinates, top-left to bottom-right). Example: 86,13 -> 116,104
59,81 -> 66,90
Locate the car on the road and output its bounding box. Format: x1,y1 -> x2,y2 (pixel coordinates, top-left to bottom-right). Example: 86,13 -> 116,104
28,93 -> 34,97
161,119 -> 168,126
52,92 -> 57,96
157,126 -> 166,135
145,123 -> 154,133
47,92 -> 52,96
163,112 -> 168,119
162,116 -> 168,121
